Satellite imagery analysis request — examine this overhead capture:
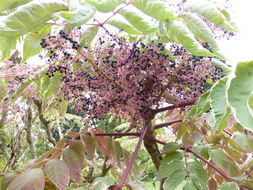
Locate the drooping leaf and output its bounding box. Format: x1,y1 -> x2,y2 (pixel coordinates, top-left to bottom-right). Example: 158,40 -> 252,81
59,3 -> 95,27
188,162 -> 208,190
179,12 -> 222,57
91,129 -> 111,156
44,74 -> 62,98
210,77 -> 231,132
80,134 -> 96,160
22,24 -> 51,62
185,0 -> 237,32
165,20 -> 214,56
12,79 -> 32,98
232,132 -> 253,152
0,36 -> 18,61
162,142 -> 182,154
184,90 -> 210,120
227,61 -> 253,131
45,159 -> 70,190
183,182 -> 197,190
119,7 -> 157,34
86,0 -> 124,13
132,0 -> 176,20
218,182 -> 238,190
59,97 -> 68,117
8,168 -> 45,190
157,159 -> 184,180
208,149 -> 239,177
91,176 -> 116,190
0,0 -> 32,12
0,1 -> 68,37
211,59 -> 232,75
163,170 -> 186,190
63,140 -> 85,184
79,26 -> 99,47
111,140 -> 122,166
107,17 -> 142,35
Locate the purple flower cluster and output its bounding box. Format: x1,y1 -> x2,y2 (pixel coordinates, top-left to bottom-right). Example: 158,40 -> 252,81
41,30 -> 221,122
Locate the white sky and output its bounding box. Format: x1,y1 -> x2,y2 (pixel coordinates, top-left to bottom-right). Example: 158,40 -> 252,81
218,0 -> 253,65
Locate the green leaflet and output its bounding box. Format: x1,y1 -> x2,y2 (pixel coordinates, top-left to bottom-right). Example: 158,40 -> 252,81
163,170 -> 186,190
183,182 -> 197,190
107,17 -> 142,35
188,162 -> 208,190
165,20 -> 215,56
59,3 -> 95,27
91,177 -> 116,190
185,0 -> 237,32
119,7 -> 157,34
210,77 -> 231,132
0,36 -> 18,61
80,26 -> 99,47
179,12 -> 223,58
23,25 -> 51,62
211,59 -> 232,75
132,0 -> 176,21
0,1 -> 68,37
0,0 -> 31,12
184,90 -> 211,120
218,182 -> 238,190
208,149 -> 239,177
86,0 -> 124,13
227,61 -> 253,132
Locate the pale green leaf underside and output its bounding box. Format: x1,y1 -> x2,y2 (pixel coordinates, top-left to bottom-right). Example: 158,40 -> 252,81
86,0 -> 124,13
166,20 -> 215,56
179,12 -> 222,58
80,26 -> 99,47
210,77 -> 231,132
218,182 -> 238,190
119,7 -> 157,34
0,0 -> 32,12
228,61 -> 253,132
0,36 -> 18,61
107,17 -> 142,35
185,0 -> 237,32
132,0 -> 176,20
0,1 -> 68,37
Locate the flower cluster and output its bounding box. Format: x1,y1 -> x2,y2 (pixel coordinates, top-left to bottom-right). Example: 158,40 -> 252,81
41,29 -> 222,122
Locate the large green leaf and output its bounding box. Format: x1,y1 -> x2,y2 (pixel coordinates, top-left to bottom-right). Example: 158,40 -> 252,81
227,61 -> 253,132
208,149 -> 239,177
0,1 -> 68,37
107,17 -> 142,35
45,159 -> 70,190
79,26 -> 99,47
166,20 -> 214,56
232,132 -> 253,152
163,170 -> 186,190
0,0 -> 31,12
179,12 -> 222,57
63,140 -> 85,184
8,168 -> 45,190
86,0 -> 124,13
210,77 -> 231,132
119,7 -> 157,34
132,0 -> 176,20
184,90 -> 211,120
59,3 -> 95,27
218,182 -> 238,190
91,177 -> 116,190
188,162 -> 208,190
157,159 -> 184,180
23,24 -> 51,62
183,182 -> 198,190
185,0 -> 237,32
0,36 -> 18,61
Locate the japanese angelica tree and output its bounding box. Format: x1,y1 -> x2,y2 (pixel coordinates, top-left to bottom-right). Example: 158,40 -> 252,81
1,0 -> 253,190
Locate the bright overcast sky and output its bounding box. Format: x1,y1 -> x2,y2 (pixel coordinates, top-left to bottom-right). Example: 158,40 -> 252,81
218,0 -> 253,65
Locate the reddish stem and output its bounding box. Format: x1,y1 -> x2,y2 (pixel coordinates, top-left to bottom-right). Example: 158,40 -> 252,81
153,99 -> 196,114
154,139 -> 253,190
118,125 -> 149,189
91,132 -> 140,136
152,119 -> 183,130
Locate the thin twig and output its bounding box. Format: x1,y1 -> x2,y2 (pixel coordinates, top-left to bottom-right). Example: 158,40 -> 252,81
151,119 -> 183,130
153,99 -> 196,114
